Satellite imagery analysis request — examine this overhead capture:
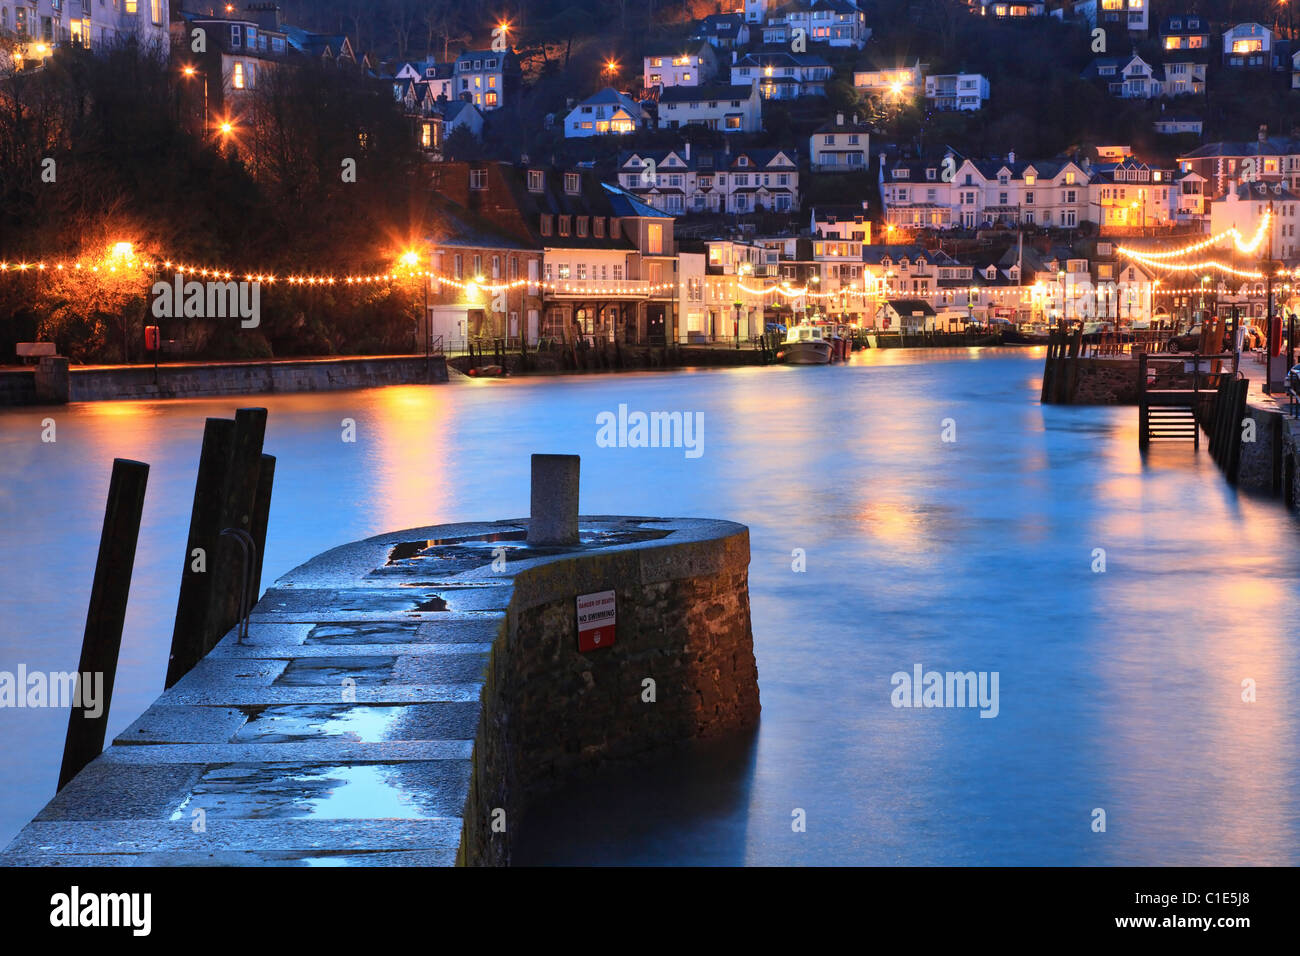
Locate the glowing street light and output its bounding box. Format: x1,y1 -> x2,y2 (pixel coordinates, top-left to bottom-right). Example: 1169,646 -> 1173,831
111,242 -> 134,261
400,250 -> 421,269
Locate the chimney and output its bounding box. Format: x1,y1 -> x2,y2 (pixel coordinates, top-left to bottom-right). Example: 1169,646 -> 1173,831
1007,150 -> 1015,164
685,141 -> 691,161
1260,124 -> 1268,145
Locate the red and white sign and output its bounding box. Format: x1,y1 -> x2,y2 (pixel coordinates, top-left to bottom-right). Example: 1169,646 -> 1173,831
576,590 -> 616,652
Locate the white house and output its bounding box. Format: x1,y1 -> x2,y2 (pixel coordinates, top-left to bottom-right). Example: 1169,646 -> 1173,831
435,99 -> 483,140
881,152 -> 1091,229
1223,23 -> 1272,69
761,0 -> 871,50
811,203 -> 871,241
1081,53 -> 1161,99
564,88 -> 648,137
643,42 -> 718,90
745,0 -> 770,25
618,145 -> 799,214
809,113 -> 870,172
730,51 -> 832,100
1081,0 -> 1148,34
1153,115 -> 1204,136
656,83 -> 762,133
924,73 -> 989,111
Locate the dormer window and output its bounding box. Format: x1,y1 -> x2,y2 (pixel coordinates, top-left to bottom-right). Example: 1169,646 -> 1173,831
528,169 -> 545,192
738,156 -> 748,166
894,168 -> 910,179
926,168 -> 936,180
559,215 -> 571,236
540,215 -> 553,236
564,172 -> 580,195
594,218 -> 605,238
576,217 -> 588,237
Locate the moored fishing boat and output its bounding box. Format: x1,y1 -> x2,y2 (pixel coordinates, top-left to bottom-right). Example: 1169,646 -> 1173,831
780,323 -> 834,365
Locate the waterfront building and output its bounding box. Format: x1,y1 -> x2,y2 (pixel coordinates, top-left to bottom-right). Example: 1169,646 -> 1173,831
880,151 -> 1090,230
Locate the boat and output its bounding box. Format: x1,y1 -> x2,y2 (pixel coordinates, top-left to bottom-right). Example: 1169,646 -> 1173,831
780,323 -> 834,365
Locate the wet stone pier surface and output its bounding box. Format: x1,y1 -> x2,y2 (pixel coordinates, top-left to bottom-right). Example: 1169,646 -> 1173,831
0,517 -> 717,867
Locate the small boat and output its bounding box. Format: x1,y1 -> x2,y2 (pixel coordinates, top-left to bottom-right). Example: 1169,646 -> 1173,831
782,323 -> 833,365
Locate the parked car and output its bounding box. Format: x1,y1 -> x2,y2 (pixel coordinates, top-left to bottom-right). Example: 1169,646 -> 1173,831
1165,325 -> 1232,353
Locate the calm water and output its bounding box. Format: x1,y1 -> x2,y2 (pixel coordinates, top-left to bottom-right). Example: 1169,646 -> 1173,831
2,348 -> 1299,864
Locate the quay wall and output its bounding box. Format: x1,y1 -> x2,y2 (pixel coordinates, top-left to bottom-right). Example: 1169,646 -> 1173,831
4,355 -> 448,405
460,522 -> 760,866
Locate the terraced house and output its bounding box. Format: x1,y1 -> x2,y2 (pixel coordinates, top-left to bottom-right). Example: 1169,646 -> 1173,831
2,0 -> 169,63
617,144 -> 799,214
880,152 -> 1091,229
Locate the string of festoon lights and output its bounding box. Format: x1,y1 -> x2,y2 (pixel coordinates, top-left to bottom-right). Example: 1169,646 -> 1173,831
0,256 -> 682,294
1116,211 -> 1285,281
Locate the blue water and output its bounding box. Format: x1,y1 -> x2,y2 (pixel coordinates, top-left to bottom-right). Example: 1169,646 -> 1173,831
2,348 -> 1299,864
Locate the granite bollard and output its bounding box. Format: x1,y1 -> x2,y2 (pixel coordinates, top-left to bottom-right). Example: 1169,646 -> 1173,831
527,453 -> 580,546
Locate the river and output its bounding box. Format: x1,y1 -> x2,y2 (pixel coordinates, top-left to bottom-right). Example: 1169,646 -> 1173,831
2,347 -> 1298,864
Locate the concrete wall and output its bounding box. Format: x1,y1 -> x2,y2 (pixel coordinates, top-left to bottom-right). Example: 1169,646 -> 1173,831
460,523 -> 759,866
0,369 -> 36,405
5,355 -> 449,405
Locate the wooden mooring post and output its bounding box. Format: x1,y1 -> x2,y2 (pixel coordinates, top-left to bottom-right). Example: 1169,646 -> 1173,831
166,408 -> 270,688
58,458 -> 150,791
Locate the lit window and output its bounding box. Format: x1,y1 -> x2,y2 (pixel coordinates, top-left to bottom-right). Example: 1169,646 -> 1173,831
125,0 -> 138,13
233,62 -> 245,89
647,223 -> 663,255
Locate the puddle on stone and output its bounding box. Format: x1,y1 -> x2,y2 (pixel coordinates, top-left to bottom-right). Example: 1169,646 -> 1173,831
305,623 -> 421,645
234,704 -> 407,742
274,657 -> 397,686
232,702 -> 481,743
169,763 -> 438,820
384,526 -> 675,573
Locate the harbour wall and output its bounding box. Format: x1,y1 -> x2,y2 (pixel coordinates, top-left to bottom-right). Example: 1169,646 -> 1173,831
2,354 -> 448,405
461,519 -> 760,865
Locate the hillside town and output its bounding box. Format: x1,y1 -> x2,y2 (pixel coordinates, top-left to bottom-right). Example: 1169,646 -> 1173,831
1,1 -> 1298,352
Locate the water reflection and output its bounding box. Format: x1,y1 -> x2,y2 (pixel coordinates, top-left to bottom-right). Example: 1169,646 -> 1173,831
3,349 -> 1300,863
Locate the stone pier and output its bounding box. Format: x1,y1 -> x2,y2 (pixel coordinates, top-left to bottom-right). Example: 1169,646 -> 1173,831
0,516 -> 759,866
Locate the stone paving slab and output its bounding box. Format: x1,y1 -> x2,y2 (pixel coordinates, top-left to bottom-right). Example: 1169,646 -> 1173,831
2,819 -> 462,856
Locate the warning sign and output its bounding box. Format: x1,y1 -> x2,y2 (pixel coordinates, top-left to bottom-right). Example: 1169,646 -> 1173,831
576,590 -> 616,652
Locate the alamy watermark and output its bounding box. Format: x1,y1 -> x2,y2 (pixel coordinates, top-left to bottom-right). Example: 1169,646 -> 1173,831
890,664 -> 1000,718
596,403 -> 704,459
0,666 -> 103,717
151,273 -> 260,328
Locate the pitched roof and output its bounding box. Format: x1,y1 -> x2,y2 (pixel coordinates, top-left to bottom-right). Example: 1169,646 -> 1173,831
658,84 -> 756,102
